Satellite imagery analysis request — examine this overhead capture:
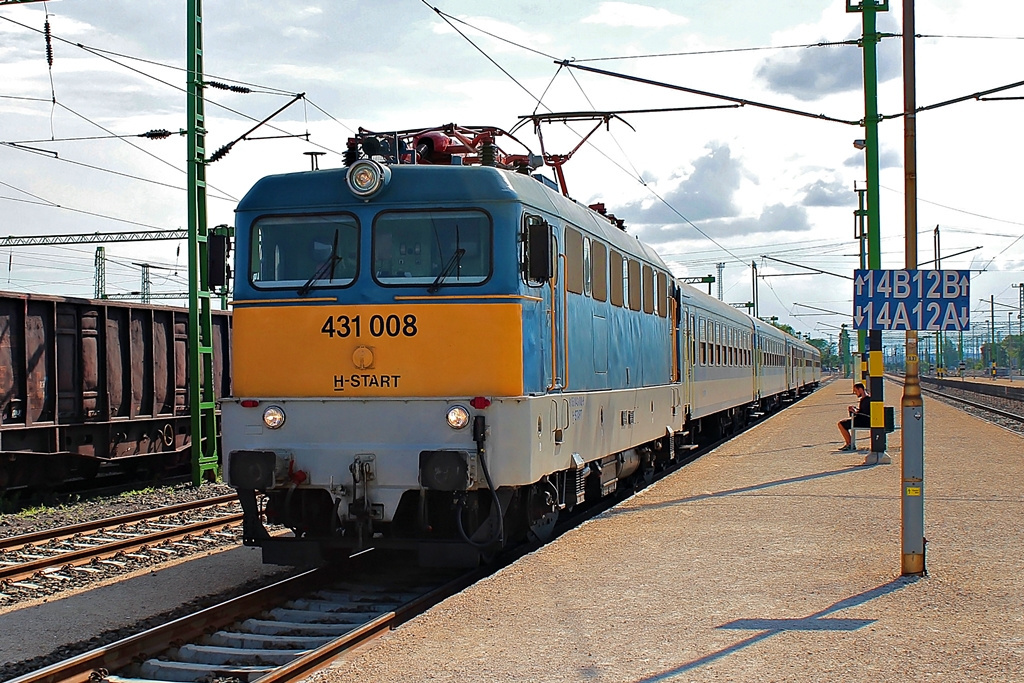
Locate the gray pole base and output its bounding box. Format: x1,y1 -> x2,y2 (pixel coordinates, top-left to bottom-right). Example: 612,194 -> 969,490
861,451 -> 892,466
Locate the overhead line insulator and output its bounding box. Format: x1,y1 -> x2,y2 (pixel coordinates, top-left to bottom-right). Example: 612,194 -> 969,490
44,20 -> 53,67
205,81 -> 252,94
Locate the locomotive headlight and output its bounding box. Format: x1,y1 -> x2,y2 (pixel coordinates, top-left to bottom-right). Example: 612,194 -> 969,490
445,405 -> 471,430
346,159 -> 391,198
262,405 -> 286,429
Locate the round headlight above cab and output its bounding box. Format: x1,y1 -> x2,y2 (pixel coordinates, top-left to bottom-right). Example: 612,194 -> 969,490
446,405 -> 471,430
263,405 -> 286,429
346,159 -> 391,198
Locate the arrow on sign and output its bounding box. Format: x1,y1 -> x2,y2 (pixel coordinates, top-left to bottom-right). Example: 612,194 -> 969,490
855,272 -> 867,297
854,306 -> 865,328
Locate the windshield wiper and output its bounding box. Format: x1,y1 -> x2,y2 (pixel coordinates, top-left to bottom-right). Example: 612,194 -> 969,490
297,229 -> 340,296
427,248 -> 465,294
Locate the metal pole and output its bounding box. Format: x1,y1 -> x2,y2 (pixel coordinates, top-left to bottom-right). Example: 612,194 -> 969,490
187,0 -> 220,484
141,264 -> 151,305
934,225 -> 942,376
751,261 -> 758,319
849,0 -> 888,463
991,295 -> 996,379
855,186 -> 868,382
94,246 -> 106,299
900,0 -> 925,575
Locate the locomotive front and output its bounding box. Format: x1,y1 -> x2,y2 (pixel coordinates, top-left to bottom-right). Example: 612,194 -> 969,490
225,131 -> 559,565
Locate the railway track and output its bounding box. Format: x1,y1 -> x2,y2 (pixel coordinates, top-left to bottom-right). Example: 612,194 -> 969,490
887,374 -> 1024,434
0,494 -> 242,602
7,560 -> 478,683
5,388 -> 823,683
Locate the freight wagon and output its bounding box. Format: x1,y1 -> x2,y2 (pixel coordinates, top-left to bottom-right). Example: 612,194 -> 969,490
0,291 -> 231,493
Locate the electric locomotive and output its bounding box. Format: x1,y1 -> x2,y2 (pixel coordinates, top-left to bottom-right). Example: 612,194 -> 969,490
224,124 -> 819,566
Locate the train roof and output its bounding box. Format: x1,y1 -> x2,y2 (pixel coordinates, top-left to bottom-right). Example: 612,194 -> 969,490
236,163 -> 670,272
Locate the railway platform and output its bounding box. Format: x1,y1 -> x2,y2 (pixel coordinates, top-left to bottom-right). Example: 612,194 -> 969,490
314,377 -> 1024,682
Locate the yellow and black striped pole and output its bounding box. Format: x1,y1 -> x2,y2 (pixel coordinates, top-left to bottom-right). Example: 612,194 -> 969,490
867,338 -> 889,463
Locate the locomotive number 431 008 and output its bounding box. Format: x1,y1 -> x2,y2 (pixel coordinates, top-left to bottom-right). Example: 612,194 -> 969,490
320,314 -> 419,339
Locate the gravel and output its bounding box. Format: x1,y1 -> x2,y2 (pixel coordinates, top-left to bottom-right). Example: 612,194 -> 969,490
920,383 -> 1024,434
0,563 -> 293,682
0,480 -> 296,682
0,482 -> 237,539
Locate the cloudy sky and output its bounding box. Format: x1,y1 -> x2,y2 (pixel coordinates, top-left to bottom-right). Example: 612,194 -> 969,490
1,0 -> 1022,346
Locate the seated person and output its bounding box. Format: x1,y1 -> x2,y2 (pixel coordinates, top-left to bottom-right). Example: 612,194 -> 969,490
837,382 -> 870,451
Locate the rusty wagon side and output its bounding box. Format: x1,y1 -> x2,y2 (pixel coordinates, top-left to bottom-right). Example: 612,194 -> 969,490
0,291 -> 231,492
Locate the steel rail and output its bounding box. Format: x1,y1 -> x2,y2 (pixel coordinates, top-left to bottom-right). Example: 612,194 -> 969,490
0,493 -> 239,551
4,569 -> 329,683
0,511 -> 242,584
5,565 -> 480,683
920,385 -> 1024,423
4,387 -> 824,683
887,374 -> 1024,423
254,568 -> 485,683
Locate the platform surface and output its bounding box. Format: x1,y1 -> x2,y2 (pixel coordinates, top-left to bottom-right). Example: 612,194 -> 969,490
314,378 -> 1024,682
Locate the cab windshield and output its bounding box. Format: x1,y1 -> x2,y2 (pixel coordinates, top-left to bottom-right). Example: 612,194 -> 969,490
372,210 -> 491,287
250,214 -> 358,289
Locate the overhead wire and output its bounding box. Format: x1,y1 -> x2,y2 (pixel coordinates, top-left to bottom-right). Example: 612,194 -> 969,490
425,4 -> 750,266
0,143 -> 236,201
0,12 -> 347,155
573,39 -> 861,63
423,2 -> 561,61
0,179 -> 173,231
423,2 -> 549,110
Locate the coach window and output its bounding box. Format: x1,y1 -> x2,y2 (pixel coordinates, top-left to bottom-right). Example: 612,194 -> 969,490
622,258 -> 631,309
699,318 -> 707,365
565,227 -> 584,295
707,321 -> 714,365
251,213 -> 359,289
710,323 -> 715,365
628,259 -> 642,311
610,249 -> 624,307
592,241 -> 607,301
373,209 -> 491,287
656,272 -> 668,318
690,314 -> 697,363
710,322 -> 716,365
709,322 -> 714,365
642,265 -> 654,314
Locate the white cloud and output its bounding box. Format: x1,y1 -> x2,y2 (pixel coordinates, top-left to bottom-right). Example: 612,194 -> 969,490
0,0 -> 1021,329
581,2 -> 689,29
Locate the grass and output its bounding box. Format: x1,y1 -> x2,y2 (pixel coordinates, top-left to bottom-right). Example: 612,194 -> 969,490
119,486 -> 157,498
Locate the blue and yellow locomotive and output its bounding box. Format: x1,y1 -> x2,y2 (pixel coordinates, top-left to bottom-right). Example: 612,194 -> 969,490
224,124 -> 820,565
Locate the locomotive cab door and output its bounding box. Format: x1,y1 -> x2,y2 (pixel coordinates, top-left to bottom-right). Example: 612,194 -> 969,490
551,227 -> 566,391
522,214 -> 561,392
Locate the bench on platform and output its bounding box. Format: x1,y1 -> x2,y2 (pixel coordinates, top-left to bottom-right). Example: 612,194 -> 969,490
851,406 -> 896,449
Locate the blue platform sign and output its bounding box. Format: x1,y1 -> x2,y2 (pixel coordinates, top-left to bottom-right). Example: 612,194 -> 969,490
853,269 -> 970,331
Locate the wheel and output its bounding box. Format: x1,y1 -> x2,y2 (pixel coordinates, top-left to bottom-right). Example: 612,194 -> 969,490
525,483 -> 559,543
